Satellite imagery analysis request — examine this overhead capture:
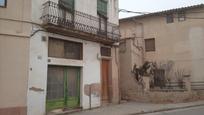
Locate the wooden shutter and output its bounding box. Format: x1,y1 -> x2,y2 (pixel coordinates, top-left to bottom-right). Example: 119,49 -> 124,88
97,0 -> 108,16
64,41 -> 83,60
59,0 -> 75,12
145,38 -> 155,52
48,37 -> 83,60
48,38 -> 64,58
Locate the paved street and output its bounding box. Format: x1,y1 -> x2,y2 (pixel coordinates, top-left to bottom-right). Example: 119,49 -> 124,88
145,106 -> 204,115
68,101 -> 204,115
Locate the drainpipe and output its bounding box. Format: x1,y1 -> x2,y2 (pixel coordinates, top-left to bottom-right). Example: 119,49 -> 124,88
89,84 -> 92,110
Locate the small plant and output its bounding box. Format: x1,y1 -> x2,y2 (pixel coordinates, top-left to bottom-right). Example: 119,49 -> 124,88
132,61 -> 156,88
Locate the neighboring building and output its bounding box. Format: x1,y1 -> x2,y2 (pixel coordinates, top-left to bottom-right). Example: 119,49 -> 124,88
119,4 -> 204,99
0,0 -> 120,115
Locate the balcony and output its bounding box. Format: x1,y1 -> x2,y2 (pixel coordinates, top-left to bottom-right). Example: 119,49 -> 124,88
41,1 -> 120,44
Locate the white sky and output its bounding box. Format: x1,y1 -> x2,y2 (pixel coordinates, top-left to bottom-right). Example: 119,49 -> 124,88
119,0 -> 204,19
0,0 -> 5,5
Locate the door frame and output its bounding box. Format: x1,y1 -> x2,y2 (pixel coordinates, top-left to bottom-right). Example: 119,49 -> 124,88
100,58 -> 112,104
46,65 -> 82,111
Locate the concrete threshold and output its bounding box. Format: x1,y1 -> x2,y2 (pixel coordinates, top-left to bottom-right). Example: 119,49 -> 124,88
47,108 -> 82,115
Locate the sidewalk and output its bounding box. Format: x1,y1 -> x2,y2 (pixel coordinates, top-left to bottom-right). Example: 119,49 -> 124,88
67,101 -> 204,115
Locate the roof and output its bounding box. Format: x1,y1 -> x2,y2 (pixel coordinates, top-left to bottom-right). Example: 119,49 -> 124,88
120,4 -> 204,22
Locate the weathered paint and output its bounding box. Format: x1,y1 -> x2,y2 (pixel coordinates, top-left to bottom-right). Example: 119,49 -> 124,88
82,41 -> 101,109
28,32 -> 48,115
28,32 -> 102,114
119,7 -> 204,98
0,0 -> 119,115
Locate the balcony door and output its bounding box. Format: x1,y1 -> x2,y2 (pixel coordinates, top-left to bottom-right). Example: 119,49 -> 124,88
58,0 -> 75,27
98,15 -> 108,37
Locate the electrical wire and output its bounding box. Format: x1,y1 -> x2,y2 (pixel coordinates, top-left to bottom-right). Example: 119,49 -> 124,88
119,9 -> 149,15
119,9 -> 204,20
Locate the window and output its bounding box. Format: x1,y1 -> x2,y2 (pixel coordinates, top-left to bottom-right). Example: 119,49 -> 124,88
101,47 -> 111,57
97,0 -> 108,35
0,0 -> 6,7
166,14 -> 174,23
59,0 -> 75,12
178,12 -> 186,22
98,15 -> 108,35
97,0 -> 108,16
64,40 -> 82,60
58,0 -> 75,27
119,41 -> 126,53
49,38 -> 83,60
145,38 -> 155,52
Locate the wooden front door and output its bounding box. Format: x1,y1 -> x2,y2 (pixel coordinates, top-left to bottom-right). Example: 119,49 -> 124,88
101,60 -> 110,103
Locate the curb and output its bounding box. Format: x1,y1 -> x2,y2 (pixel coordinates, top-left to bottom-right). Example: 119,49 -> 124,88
129,104 -> 204,115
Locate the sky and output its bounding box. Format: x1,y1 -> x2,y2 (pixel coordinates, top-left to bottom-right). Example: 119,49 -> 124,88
119,0 -> 204,19
0,0 -> 5,6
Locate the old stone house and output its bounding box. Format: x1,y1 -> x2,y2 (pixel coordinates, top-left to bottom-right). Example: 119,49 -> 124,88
0,0 -> 120,115
119,4 -> 204,101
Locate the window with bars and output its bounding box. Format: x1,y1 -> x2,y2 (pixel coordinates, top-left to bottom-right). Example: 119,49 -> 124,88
178,12 -> 186,22
0,0 -> 6,7
59,0 -> 75,12
97,0 -> 108,16
48,37 -> 83,60
145,38 -> 155,52
101,47 -> 111,57
166,14 -> 174,23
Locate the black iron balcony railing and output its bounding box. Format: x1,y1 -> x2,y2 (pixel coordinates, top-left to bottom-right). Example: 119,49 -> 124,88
41,1 -> 120,43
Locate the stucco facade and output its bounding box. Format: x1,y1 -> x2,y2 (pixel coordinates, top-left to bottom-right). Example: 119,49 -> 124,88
119,5 -> 204,99
0,0 -> 31,114
0,0 -> 119,115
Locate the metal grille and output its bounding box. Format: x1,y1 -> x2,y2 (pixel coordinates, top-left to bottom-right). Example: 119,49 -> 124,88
191,82 -> 204,90
152,69 -> 186,91
67,67 -> 79,97
41,1 -> 120,42
101,47 -> 111,57
153,69 -> 166,88
47,66 -> 64,100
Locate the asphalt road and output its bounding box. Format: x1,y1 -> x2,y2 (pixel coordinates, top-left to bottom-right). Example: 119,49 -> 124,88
145,106 -> 204,115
